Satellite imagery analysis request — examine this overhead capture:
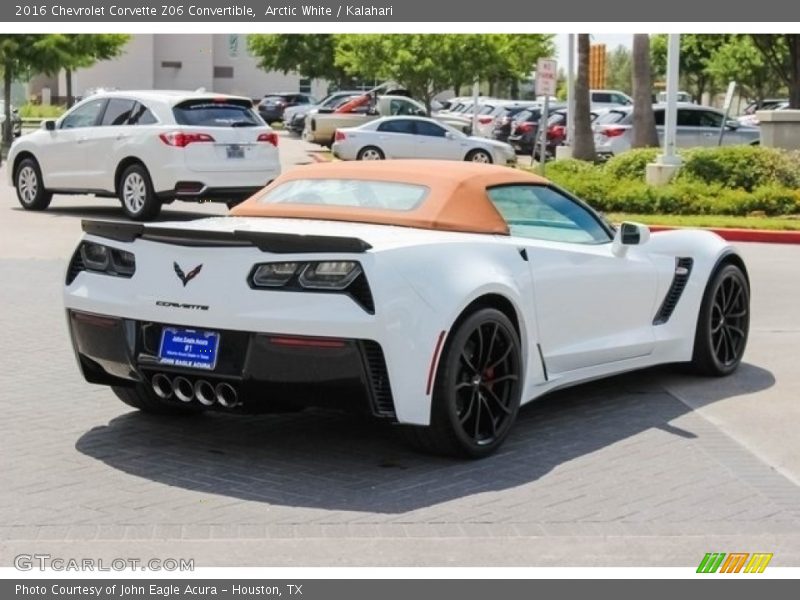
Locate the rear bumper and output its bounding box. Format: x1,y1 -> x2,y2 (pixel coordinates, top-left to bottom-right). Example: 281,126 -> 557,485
67,309 -> 396,419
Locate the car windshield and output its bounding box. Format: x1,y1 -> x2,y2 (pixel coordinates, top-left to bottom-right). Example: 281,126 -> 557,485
173,99 -> 261,127
595,110 -> 628,125
257,179 -> 429,211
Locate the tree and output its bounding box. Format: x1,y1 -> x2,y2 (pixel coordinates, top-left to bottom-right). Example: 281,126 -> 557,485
248,34 -> 352,88
572,34 -> 596,161
631,34 -> 658,148
0,35 -> 51,147
651,34 -> 728,102
606,45 -> 632,95
334,35 -> 453,113
706,35 -> 783,103
59,35 -> 129,106
750,34 -> 800,108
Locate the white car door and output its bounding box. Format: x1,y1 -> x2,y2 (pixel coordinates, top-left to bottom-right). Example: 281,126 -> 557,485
412,120 -> 461,160
488,185 -> 659,375
39,97 -> 107,189
83,97 -> 138,191
373,119 -> 418,158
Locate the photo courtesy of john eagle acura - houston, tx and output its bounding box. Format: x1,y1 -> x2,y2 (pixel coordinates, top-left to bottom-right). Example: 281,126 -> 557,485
63,161 -> 750,458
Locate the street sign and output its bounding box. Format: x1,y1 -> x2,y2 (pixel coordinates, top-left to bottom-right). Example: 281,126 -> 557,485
723,81 -> 737,111
535,58 -> 558,97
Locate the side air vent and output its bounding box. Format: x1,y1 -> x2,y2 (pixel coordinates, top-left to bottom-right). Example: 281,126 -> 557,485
361,341 -> 395,418
348,272 -> 375,314
65,247 -> 86,285
653,257 -> 694,325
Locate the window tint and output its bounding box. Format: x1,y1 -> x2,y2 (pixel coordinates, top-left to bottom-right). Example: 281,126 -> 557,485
377,119 -> 415,134
101,98 -> 136,126
60,99 -> 106,129
592,92 -> 612,103
547,112 -> 567,126
653,110 -> 665,126
488,185 -> 610,244
612,93 -> 631,105
128,102 -> 157,125
258,179 -> 428,211
677,109 -> 723,127
173,100 -> 261,127
414,120 -> 446,137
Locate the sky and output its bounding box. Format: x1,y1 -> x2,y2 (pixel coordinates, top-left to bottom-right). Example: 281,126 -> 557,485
554,33 -> 633,64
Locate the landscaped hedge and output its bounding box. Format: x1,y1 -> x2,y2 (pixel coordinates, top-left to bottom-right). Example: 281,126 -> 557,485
535,146 -> 800,216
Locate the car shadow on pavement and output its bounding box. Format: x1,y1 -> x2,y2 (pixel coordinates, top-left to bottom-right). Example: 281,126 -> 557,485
74,363 -> 775,514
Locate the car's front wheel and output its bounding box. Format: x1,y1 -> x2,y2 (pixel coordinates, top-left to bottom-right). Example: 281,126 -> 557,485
113,383 -> 206,416
404,308 -> 522,458
466,149 -> 493,163
118,163 -> 161,221
690,263 -> 750,376
15,157 -> 52,211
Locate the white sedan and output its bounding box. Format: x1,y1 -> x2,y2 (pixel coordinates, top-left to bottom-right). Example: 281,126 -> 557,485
8,90 -> 281,220
331,116 -> 517,165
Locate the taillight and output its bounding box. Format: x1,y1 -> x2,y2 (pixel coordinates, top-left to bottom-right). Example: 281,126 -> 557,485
517,122 -> 535,134
478,116 -> 493,125
257,132 -> 279,146
159,131 -> 215,147
600,127 -> 626,138
334,130 -> 346,142
548,125 -> 566,138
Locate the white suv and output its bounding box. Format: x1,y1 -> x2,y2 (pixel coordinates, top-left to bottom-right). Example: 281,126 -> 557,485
8,90 -> 281,220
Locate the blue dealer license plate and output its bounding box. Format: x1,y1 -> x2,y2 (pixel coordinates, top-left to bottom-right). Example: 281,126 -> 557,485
158,328 -> 220,370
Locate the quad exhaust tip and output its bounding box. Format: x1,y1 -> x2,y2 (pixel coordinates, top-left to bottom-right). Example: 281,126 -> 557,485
173,376 -> 194,403
215,382 -> 239,408
151,373 -> 173,399
194,380 -> 216,406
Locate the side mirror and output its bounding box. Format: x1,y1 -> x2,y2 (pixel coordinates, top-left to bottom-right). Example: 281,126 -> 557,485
445,131 -> 457,140
612,221 -> 650,256
726,120 -> 739,130
44,119 -> 56,131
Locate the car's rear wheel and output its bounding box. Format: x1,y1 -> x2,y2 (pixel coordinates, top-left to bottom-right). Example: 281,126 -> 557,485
113,383 -> 206,416
357,146 -> 385,161
690,263 -> 750,376
119,164 -> 161,221
466,149 -> 493,163
404,308 -> 522,458
15,157 -> 52,211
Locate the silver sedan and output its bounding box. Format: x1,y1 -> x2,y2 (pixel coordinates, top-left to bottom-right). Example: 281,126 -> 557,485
332,116 -> 517,165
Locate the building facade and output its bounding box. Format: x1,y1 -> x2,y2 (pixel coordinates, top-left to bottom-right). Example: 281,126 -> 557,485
30,34 -> 328,103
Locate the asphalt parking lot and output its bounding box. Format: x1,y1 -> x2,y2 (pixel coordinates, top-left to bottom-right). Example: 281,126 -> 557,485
1,134 -> 800,567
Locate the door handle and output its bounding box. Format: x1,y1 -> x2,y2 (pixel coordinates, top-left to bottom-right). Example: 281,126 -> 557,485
77,136 -> 88,143
115,134 -> 129,141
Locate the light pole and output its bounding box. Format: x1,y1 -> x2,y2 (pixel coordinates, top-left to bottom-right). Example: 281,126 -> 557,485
646,33 -> 682,185
556,34 -> 576,160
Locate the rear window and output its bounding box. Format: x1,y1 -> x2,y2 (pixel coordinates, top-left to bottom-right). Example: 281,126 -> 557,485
257,179 -> 428,211
173,99 -> 261,127
595,110 -> 628,125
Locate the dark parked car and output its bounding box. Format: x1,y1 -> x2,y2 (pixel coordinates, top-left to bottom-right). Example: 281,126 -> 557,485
257,93 -> 317,123
533,108 -> 601,159
491,103 -> 539,142
507,104 -> 565,154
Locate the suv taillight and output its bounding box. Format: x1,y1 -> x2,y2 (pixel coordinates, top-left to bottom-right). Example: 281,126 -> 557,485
159,132 -> 215,147
334,130 -> 346,142
257,132 -> 279,146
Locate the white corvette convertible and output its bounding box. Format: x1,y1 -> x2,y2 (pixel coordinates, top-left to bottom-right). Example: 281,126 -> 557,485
64,161 -> 750,457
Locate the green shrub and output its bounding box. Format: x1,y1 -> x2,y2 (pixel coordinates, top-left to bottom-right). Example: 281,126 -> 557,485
604,148 -> 661,180
17,103 -> 66,119
678,146 -> 800,191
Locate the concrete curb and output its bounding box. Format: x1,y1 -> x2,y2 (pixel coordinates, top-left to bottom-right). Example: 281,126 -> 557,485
649,225 -> 800,245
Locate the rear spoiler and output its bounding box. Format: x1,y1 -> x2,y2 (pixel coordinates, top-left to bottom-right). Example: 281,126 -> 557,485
81,220 -> 372,254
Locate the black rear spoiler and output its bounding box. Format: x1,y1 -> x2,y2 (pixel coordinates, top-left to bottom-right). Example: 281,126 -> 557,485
81,220 -> 372,254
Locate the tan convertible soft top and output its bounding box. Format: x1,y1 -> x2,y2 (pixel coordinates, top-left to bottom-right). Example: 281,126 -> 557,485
230,160 -> 549,235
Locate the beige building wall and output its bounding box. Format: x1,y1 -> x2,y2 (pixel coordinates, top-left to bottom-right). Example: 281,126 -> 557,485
44,34 -> 329,102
